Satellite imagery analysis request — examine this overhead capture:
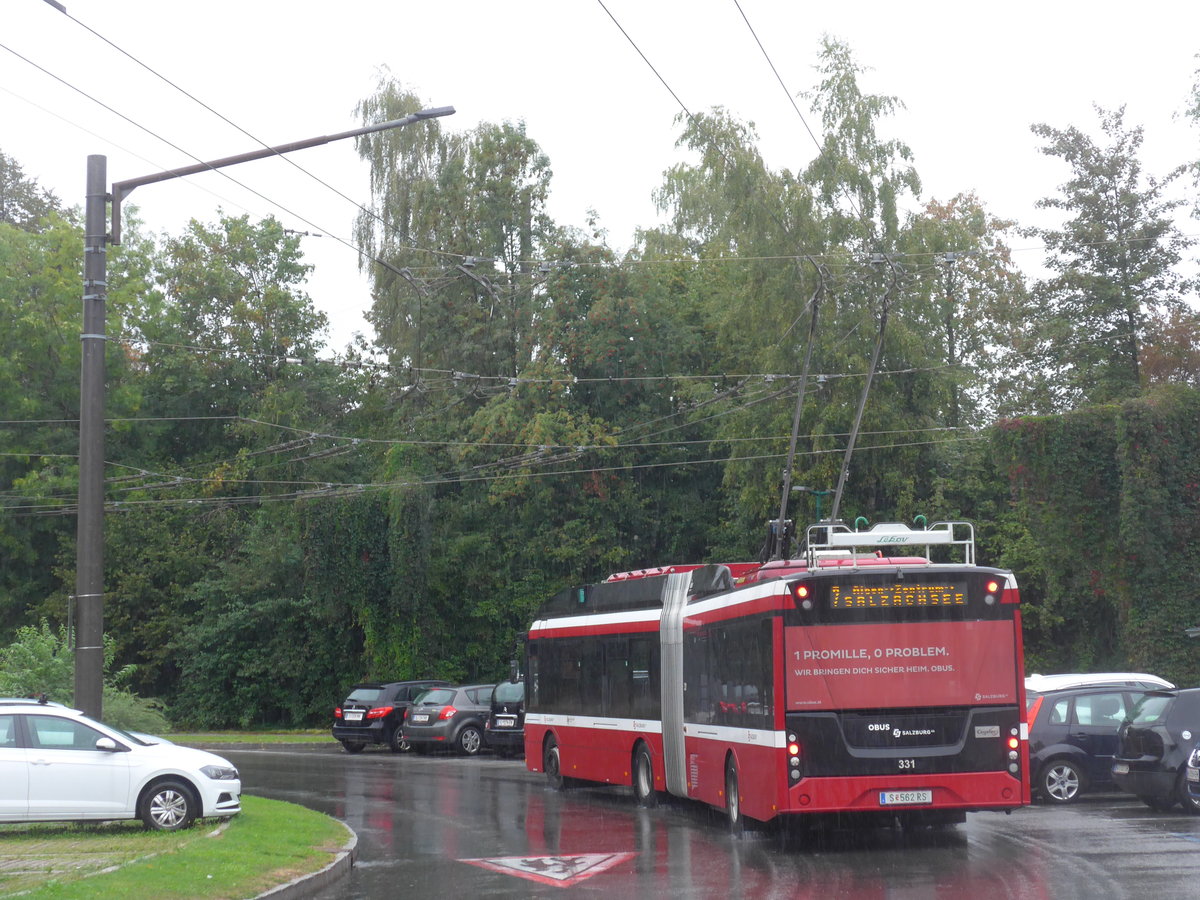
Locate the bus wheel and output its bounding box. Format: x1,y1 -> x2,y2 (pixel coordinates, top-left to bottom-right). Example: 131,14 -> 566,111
544,737 -> 566,790
633,744 -> 657,808
725,756 -> 743,836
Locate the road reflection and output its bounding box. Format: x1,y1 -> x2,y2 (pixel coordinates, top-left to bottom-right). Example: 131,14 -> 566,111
229,748 -> 1200,899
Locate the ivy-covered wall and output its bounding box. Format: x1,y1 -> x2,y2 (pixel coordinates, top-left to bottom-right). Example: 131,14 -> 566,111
1116,386 -> 1200,686
996,386 -> 1200,685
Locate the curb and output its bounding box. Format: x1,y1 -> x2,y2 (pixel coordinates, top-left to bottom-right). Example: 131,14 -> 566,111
254,825 -> 358,899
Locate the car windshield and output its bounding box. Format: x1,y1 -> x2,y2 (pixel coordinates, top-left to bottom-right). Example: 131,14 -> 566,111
415,688 -> 456,706
494,681 -> 524,703
1128,694 -> 1172,725
109,724 -> 156,746
345,687 -> 383,703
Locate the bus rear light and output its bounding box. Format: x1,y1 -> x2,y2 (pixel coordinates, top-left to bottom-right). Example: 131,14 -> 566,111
1007,736 -> 1020,751
789,583 -> 814,611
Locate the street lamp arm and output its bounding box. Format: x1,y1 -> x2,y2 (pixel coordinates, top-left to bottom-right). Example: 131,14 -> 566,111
109,106 -> 455,243
75,104 -> 453,718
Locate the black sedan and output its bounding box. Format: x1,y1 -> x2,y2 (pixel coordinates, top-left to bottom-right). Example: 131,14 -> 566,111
402,684 -> 495,756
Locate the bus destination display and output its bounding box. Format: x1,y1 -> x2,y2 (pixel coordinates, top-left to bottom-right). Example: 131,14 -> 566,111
829,582 -> 967,609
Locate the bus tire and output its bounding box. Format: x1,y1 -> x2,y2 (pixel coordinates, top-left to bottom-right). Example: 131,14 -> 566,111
633,743 -> 658,807
725,756 -> 743,836
544,737 -> 566,790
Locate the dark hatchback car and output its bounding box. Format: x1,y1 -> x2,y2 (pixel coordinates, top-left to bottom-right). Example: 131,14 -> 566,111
1026,676 -> 1172,803
484,679 -> 525,758
1113,688 -> 1200,813
402,684 -> 495,756
332,680 -> 449,753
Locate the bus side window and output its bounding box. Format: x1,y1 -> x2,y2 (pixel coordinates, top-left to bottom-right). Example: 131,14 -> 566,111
711,618 -> 773,728
629,636 -> 659,720
579,639 -> 603,716
528,643 -> 539,710
603,638 -> 630,718
684,631 -> 713,724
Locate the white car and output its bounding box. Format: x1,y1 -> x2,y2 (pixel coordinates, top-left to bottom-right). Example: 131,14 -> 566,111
0,701 -> 241,830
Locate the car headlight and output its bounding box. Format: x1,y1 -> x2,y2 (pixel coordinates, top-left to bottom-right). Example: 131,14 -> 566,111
201,764 -> 240,781
1189,747 -> 1200,769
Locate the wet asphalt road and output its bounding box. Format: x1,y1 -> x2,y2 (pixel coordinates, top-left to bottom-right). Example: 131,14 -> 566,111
225,746 -> 1200,898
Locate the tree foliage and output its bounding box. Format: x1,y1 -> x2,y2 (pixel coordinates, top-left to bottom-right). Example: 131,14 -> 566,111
1025,107 -> 1193,409
2,40 -> 1199,727
0,150 -> 62,230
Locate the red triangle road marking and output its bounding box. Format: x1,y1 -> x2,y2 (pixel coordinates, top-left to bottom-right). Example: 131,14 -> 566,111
460,852 -> 636,887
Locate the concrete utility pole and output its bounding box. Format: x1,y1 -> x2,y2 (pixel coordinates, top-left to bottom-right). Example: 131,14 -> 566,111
74,107 -> 454,718
74,155 -> 107,718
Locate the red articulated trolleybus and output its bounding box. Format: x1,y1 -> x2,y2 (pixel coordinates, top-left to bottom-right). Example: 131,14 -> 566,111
523,520 -> 1030,830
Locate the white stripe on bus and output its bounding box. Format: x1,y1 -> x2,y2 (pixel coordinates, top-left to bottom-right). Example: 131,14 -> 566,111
525,713 -> 784,748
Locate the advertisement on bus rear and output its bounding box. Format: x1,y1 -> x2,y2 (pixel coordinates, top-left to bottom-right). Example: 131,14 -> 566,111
784,620 -> 1018,710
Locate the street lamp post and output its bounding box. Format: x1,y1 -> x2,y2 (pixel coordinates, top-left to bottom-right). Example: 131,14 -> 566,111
73,106 -> 454,718
792,485 -> 833,523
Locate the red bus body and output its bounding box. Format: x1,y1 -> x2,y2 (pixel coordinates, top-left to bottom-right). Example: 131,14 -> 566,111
524,522 -> 1031,826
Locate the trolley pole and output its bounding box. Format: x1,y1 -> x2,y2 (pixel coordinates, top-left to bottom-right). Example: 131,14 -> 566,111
73,107 -> 455,719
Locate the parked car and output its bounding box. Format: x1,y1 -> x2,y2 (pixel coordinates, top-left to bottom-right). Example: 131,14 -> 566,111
1025,674 -> 1174,804
332,680 -> 450,754
402,684 -> 496,756
1187,743 -> 1200,805
484,679 -> 525,758
0,700 -> 241,830
1113,688 -> 1200,813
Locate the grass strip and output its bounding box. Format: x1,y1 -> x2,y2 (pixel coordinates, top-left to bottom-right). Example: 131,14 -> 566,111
167,730 -> 333,745
0,795 -> 349,899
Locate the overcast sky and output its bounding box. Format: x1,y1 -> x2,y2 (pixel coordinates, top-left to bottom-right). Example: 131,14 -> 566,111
4,1 -> 1198,348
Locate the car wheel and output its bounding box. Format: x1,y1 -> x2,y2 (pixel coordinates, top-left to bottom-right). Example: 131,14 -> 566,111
389,728 -> 409,753
544,737 -> 566,790
139,779 -> 197,831
725,756 -> 743,836
340,740 -> 366,754
457,725 -> 483,756
633,743 -> 657,807
1176,770 -> 1200,815
1039,759 -> 1084,804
